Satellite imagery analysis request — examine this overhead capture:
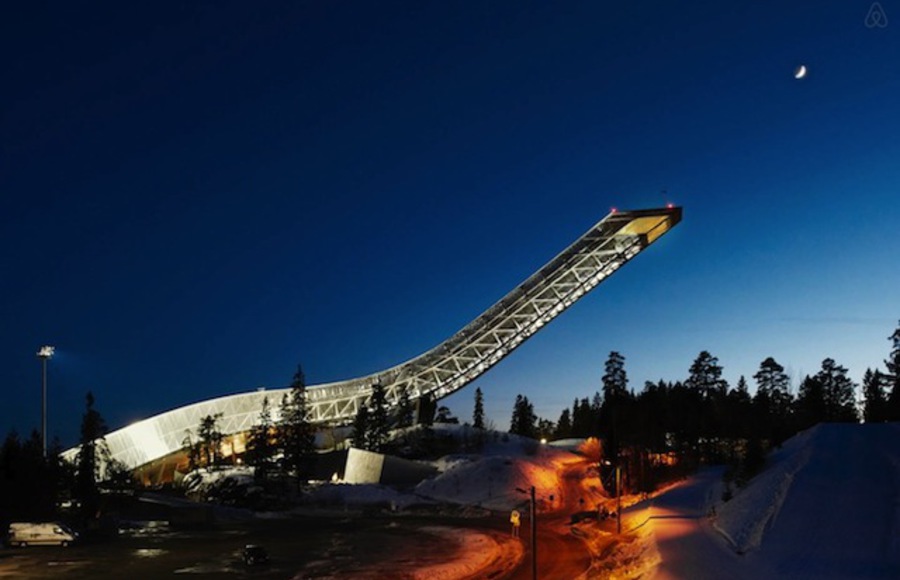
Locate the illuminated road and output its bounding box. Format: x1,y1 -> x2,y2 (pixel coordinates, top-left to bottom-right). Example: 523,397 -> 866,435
649,470 -> 754,580
506,458 -> 595,580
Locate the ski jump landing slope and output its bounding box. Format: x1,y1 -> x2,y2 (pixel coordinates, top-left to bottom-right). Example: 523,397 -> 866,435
68,206 -> 682,470
715,423 -> 900,579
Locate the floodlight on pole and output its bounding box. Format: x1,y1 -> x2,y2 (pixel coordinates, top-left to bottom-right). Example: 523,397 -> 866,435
37,345 -> 55,457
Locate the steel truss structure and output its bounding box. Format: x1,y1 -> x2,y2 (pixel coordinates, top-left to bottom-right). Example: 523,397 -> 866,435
66,207 -> 681,470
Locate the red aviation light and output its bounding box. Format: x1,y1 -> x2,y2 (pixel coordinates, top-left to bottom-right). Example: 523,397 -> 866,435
610,207 -> 618,214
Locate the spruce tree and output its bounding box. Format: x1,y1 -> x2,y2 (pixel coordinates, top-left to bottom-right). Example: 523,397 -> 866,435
246,396 -> 274,480
281,364 -> 316,482
352,403 -> 370,450
554,408 -> 572,439
886,322 -> 900,421
795,374 -> 826,429
571,397 -> 592,437
509,394 -> 536,438
862,368 -> 890,423
368,384 -> 390,452
600,351 -> 629,465
473,387 -> 485,429
602,352 -> 628,401
75,391 -> 110,521
509,394 -> 524,435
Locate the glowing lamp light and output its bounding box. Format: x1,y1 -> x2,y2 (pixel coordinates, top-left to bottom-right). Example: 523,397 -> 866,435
540,438 -> 548,445
37,345 -> 55,359
610,207 -> 618,214
666,202 -> 674,209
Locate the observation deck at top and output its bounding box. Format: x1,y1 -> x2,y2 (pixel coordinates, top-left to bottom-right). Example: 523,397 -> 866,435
68,206 -> 682,471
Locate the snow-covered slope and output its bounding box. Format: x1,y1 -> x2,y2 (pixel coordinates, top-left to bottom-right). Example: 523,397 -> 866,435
716,423 -> 900,578
415,427 -> 590,511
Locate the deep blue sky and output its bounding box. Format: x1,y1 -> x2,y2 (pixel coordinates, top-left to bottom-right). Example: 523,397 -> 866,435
2,2 -> 898,445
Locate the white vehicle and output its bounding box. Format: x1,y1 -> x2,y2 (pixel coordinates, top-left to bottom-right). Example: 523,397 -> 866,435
8,522 -> 78,547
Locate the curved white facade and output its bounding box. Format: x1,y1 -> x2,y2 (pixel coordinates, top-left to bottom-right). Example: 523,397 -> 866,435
65,207 -> 682,470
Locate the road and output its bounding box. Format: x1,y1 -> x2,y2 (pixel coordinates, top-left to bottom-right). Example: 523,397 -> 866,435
0,516 -> 509,579
648,470 -> 754,580
504,457 -> 595,580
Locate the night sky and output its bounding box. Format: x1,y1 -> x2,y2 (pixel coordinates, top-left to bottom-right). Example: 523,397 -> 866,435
2,2 -> 899,446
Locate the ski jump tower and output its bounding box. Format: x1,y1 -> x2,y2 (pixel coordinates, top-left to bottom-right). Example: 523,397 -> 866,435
77,206 -> 682,470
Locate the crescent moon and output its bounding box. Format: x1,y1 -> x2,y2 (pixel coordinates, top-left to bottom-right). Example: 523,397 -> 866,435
794,65 -> 807,79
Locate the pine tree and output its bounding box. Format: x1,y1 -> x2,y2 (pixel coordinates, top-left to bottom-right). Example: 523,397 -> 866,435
281,364 -> 316,483
816,358 -> 859,423
473,387 -> 485,429
602,352 -> 628,401
246,396 -> 274,480
198,412 -> 224,468
686,351 -> 728,398
753,357 -> 794,443
74,391 -> 110,521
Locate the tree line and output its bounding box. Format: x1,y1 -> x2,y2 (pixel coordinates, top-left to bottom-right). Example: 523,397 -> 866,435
0,391 -> 129,526
506,321 -> 900,494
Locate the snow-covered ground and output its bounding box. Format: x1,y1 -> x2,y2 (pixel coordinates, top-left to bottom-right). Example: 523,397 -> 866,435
718,423 -> 900,579
633,423 -> 900,580
414,426 -> 590,511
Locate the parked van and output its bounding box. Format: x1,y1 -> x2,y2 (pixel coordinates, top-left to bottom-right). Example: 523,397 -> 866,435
8,522 -> 78,547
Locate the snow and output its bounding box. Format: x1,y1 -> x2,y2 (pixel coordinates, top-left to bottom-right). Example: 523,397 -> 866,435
640,423 -> 900,579
414,429 -> 584,511
713,428 -> 815,553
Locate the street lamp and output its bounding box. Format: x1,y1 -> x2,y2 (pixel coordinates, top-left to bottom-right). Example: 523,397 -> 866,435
515,485 -> 537,580
603,459 -> 622,534
37,345 -> 54,457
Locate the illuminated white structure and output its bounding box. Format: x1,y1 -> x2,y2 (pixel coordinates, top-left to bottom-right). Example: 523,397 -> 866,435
64,207 -> 682,471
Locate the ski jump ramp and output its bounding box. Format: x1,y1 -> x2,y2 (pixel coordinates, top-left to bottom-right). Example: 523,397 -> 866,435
78,206 -> 682,470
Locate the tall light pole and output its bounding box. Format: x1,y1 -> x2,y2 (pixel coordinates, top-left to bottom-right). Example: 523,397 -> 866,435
37,345 -> 54,457
516,485 -> 537,580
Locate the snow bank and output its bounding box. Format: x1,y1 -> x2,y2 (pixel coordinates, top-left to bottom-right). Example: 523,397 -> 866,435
714,428 -> 814,553
714,423 -> 900,578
